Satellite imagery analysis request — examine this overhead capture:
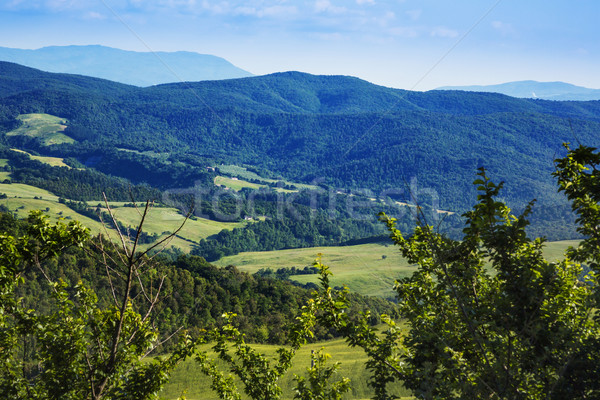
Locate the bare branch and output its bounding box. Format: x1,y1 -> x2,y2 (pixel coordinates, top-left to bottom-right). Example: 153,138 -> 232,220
134,206 -> 193,264
32,253 -> 57,292
129,186 -> 144,218
98,210 -> 129,271
102,192 -> 131,259
129,200 -> 152,265
94,235 -> 119,307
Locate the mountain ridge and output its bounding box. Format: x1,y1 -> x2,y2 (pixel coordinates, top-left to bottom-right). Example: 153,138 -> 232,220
0,45 -> 253,87
436,80 -> 600,101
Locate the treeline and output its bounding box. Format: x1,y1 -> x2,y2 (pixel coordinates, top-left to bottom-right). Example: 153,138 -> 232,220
254,266 -> 319,281
191,209 -> 385,261
1,147 -> 163,201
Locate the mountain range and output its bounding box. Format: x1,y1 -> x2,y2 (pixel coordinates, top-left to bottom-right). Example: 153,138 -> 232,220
1,61 -> 599,234
0,45 -> 253,87
437,80 -> 600,101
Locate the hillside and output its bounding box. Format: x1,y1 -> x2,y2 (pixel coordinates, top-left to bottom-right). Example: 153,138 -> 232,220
1,62 -> 599,240
0,45 -> 253,86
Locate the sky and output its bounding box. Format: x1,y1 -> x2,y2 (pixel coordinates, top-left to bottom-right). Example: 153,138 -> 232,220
0,0 -> 598,91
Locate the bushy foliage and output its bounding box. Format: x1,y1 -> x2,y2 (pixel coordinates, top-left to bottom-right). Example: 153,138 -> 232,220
0,211 -> 194,400
308,145 -> 600,399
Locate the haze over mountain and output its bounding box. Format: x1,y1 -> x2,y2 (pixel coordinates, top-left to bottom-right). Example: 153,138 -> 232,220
436,81 -> 600,101
0,45 -> 253,87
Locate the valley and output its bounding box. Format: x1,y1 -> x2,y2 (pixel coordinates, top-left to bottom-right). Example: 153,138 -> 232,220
0,62 -> 592,293
0,60 -> 597,399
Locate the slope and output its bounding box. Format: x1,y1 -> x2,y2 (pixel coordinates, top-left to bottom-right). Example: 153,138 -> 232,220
1,62 -> 600,214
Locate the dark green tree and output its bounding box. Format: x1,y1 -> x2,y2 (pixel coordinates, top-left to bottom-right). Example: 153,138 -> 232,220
308,145 -> 600,399
0,203 -> 193,400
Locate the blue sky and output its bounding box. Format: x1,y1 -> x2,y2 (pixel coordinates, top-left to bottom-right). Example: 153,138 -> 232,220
0,0 -> 598,90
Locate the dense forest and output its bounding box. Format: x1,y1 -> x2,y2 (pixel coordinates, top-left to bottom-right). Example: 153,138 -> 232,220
2,61 -> 600,215
0,211 -> 397,347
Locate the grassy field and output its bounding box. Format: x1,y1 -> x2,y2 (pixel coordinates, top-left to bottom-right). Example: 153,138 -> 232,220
11,148 -> 71,168
541,239 -> 580,261
6,113 -> 75,145
160,337 -> 411,400
0,180 -> 247,252
217,164 -> 318,191
215,243 -> 415,298
0,181 -> 60,201
214,175 -> 304,194
215,239 -> 580,298
100,205 -> 248,252
214,175 -> 265,191
217,164 -> 273,182
0,196 -> 110,236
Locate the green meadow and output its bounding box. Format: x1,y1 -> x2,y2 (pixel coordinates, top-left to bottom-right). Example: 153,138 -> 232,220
216,240 -> 579,298
215,243 -> 414,298
217,164 -> 318,191
214,175 -> 265,191
214,175 -> 305,194
0,181 -> 60,201
0,196 -> 109,236
6,113 -> 75,145
160,337 -> 412,400
11,148 -> 71,168
0,180 -> 247,252
100,205 -> 248,252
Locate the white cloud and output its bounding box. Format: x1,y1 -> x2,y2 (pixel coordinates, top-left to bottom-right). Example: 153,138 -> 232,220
405,9 -> 421,21
388,26 -> 417,38
84,11 -> 106,20
430,26 -> 458,38
314,0 -> 347,14
356,0 -> 374,5
200,1 -> 230,14
2,0 -> 93,11
312,32 -> 347,41
234,5 -> 297,18
491,20 -> 516,36
381,11 -> 395,23
46,0 -> 78,10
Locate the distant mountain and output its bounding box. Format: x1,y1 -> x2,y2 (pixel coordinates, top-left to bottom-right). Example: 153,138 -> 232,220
0,45 -> 253,87
436,80 -> 600,101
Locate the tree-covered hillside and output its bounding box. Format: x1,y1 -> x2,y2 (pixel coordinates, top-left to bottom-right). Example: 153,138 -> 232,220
1,61 -> 600,217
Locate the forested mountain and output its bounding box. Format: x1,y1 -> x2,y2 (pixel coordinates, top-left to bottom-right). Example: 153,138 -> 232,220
437,80 -> 600,101
1,61 -> 600,231
0,45 -> 253,86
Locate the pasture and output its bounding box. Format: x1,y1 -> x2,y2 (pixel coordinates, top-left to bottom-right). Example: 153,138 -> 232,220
6,113 -> 75,145
160,336 -> 411,400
